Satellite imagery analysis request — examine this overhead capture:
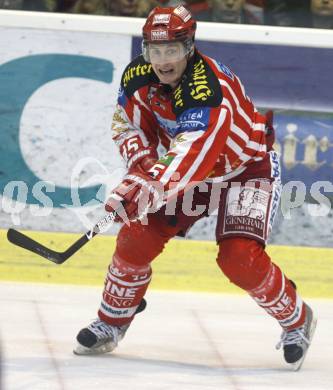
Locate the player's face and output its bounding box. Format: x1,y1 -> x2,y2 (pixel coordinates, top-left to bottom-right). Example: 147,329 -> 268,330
311,0 -> 333,15
149,42 -> 188,88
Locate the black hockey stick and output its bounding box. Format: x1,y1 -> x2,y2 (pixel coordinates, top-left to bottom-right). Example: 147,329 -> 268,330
7,211 -> 117,264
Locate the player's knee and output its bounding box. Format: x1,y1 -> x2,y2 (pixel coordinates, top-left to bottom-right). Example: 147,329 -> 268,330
115,222 -> 168,266
216,237 -> 272,290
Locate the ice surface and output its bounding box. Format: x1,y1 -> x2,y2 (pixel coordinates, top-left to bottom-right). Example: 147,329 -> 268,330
0,282 -> 332,390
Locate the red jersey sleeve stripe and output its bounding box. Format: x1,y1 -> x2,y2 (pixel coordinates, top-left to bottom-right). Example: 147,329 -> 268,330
222,93 -> 253,135
226,136 -> 244,156
219,79 -> 253,127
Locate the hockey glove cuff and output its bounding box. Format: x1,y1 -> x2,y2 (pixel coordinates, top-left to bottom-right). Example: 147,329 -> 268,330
127,147 -> 158,174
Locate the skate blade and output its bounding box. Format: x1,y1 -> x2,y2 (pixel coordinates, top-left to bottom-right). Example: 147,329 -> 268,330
73,342 -> 116,356
291,316 -> 317,371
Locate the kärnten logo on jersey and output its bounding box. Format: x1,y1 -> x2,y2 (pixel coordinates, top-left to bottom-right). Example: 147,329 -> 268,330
178,107 -> 210,132
123,63 -> 153,87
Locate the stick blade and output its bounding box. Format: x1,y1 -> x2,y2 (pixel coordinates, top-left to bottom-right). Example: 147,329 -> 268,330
7,229 -> 65,264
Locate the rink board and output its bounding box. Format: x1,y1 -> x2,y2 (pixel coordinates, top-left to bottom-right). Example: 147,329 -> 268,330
1,229 -> 332,299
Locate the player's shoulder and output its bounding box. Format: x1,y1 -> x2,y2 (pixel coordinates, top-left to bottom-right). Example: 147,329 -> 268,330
208,56 -> 237,83
172,51 -> 223,116
120,55 -> 159,98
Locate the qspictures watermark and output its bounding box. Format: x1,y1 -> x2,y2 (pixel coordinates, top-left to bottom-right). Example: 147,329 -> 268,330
1,176 -> 332,230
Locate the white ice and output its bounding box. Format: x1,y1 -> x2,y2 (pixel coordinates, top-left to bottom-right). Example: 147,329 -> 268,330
0,282 -> 332,390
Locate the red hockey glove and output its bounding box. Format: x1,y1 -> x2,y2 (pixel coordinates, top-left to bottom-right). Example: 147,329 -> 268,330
105,171 -> 163,224
127,147 -> 158,174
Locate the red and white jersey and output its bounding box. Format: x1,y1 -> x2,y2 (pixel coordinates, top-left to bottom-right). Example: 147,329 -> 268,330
112,50 -> 268,198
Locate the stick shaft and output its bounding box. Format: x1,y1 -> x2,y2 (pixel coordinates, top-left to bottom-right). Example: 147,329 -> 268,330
7,211 -> 117,264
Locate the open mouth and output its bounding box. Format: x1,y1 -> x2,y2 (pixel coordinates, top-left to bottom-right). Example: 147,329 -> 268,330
159,68 -> 174,75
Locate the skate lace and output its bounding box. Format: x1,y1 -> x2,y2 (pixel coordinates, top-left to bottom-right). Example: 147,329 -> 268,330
275,326 -> 310,350
88,319 -> 120,343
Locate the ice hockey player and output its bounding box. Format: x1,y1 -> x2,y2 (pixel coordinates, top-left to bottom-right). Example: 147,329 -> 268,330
74,5 -> 317,370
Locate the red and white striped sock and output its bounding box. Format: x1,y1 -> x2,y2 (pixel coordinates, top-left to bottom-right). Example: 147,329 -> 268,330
98,255 -> 152,326
248,262 -> 306,330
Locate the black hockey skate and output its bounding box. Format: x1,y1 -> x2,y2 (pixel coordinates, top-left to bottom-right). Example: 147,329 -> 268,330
276,303 -> 317,371
74,299 -> 147,355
